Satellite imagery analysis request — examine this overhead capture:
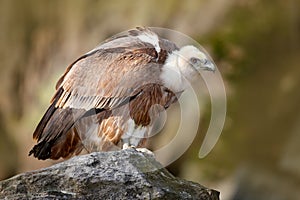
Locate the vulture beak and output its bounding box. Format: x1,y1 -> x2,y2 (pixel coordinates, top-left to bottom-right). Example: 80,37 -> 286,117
201,59 -> 216,72
191,58 -> 216,73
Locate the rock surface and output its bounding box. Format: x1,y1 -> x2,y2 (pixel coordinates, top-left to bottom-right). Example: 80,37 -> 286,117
0,148 -> 219,199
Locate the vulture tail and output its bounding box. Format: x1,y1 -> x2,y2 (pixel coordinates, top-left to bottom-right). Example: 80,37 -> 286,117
29,88 -> 84,160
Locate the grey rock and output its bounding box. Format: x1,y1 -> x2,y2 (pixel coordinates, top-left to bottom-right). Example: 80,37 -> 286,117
0,148 -> 219,200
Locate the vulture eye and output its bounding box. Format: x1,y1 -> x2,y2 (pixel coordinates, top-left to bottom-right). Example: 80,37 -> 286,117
190,57 -> 200,65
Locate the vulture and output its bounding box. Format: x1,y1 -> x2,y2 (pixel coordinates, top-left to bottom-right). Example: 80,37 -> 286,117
29,27 -> 215,160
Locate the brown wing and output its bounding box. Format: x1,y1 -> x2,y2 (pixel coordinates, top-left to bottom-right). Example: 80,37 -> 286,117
73,83 -> 179,153
29,88 -> 86,160
29,27 -> 178,160
56,47 -> 162,110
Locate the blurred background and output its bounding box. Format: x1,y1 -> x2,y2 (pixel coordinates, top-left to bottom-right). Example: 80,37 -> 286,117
0,0 -> 300,199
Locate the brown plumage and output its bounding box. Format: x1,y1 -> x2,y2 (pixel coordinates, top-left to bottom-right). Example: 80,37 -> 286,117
29,27 -> 216,160
29,27 -> 178,160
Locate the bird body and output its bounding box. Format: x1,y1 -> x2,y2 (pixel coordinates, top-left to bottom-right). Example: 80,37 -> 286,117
29,27 -> 215,160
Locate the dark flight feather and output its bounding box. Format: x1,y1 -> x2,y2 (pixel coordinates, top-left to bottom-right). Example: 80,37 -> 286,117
29,27 -> 179,160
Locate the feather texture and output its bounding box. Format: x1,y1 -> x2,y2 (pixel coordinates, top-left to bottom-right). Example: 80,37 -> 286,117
30,27 -> 180,160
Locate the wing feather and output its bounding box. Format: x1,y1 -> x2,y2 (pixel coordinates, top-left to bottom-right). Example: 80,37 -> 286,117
57,50 -> 156,110
54,27 -> 178,111
30,27 -> 178,160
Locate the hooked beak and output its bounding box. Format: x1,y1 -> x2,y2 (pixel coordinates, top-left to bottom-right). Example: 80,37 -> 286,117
200,59 -> 216,72
190,57 -> 216,73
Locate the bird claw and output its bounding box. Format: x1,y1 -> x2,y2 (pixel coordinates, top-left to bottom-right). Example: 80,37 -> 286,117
122,144 -> 153,155
135,148 -> 154,155
122,143 -> 136,150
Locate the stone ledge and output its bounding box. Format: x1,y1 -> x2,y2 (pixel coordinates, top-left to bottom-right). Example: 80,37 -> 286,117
0,148 -> 219,200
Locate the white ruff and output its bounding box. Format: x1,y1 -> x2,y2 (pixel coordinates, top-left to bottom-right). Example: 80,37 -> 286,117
121,119 -> 148,147
136,32 -> 161,54
160,52 -> 186,93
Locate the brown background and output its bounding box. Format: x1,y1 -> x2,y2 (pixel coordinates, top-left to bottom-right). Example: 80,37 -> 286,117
0,0 -> 300,199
